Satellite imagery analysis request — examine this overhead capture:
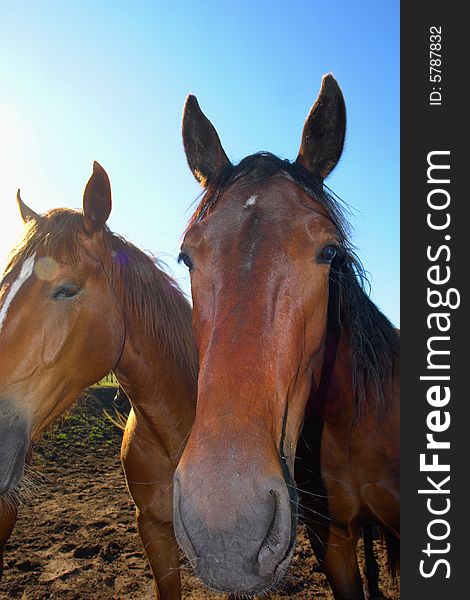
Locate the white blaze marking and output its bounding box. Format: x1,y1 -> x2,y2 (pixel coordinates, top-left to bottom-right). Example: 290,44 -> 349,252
0,256 -> 35,332
244,194 -> 257,208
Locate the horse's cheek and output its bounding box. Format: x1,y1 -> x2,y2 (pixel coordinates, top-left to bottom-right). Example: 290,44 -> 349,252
38,317 -> 71,367
38,306 -> 91,368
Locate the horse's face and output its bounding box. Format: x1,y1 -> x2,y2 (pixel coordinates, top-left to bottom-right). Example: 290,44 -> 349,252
183,175 -> 338,454
174,75 -> 346,594
0,163 -> 124,497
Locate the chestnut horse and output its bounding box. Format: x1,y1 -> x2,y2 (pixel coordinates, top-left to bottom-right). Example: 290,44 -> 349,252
0,163 -> 197,599
175,74 -> 399,599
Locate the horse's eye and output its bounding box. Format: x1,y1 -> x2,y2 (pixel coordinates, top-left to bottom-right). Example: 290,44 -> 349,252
53,286 -> 81,299
317,245 -> 338,264
178,252 -> 194,271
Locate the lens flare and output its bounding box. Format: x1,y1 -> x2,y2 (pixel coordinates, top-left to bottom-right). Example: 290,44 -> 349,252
34,257 -> 57,280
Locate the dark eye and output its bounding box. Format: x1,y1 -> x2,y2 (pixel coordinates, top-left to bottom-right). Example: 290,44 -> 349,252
317,245 -> 338,264
53,286 -> 81,299
178,252 -> 194,271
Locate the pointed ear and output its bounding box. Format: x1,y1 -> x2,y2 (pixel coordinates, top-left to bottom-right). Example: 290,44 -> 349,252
182,95 -> 231,187
83,161 -> 112,233
17,190 -> 39,223
296,74 -> 346,180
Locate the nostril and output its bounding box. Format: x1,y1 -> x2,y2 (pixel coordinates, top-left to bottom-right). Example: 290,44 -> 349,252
256,485 -> 292,578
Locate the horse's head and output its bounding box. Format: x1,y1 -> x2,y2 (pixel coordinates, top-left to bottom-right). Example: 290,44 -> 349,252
0,163 -> 125,497
174,75 -> 347,593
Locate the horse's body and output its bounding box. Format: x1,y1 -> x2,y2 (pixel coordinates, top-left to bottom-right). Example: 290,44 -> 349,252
297,327 -> 399,599
175,75 -> 399,599
0,163 -> 197,599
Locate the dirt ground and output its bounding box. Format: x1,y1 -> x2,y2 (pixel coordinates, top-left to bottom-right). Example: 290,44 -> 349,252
0,388 -> 399,599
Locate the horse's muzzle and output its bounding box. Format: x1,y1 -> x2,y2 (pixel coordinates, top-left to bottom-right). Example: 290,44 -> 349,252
0,402 -> 29,495
173,472 -> 295,594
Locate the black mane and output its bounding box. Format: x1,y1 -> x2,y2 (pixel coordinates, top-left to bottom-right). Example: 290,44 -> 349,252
187,152 -> 399,418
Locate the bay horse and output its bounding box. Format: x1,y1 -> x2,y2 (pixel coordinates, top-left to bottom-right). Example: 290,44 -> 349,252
0,162 -> 197,599
175,74 -> 399,599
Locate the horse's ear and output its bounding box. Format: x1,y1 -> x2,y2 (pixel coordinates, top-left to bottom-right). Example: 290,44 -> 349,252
182,95 -> 231,187
82,161 -> 112,233
17,190 -> 39,223
296,74 -> 346,180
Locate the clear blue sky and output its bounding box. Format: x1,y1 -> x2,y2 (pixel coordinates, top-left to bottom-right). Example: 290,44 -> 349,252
0,1 -> 399,325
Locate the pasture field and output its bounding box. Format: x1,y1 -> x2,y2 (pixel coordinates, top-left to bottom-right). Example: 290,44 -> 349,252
0,389 -> 398,599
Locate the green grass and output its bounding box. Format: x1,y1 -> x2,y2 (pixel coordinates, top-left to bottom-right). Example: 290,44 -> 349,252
40,402 -> 119,450
90,373 -> 119,389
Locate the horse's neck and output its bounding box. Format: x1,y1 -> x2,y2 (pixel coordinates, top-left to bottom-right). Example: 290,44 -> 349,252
308,325 -> 398,426
114,320 -> 197,460
309,326 -> 355,424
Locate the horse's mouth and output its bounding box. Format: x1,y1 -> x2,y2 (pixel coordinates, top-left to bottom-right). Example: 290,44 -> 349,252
0,410 -> 29,497
190,531 -> 298,598
175,476 -> 300,597
0,441 -> 28,495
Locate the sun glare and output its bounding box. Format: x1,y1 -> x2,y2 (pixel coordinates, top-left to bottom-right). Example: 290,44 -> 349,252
0,106 -> 32,273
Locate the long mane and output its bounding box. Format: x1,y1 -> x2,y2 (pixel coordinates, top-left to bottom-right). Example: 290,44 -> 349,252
4,209 -> 198,381
186,152 -> 399,417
